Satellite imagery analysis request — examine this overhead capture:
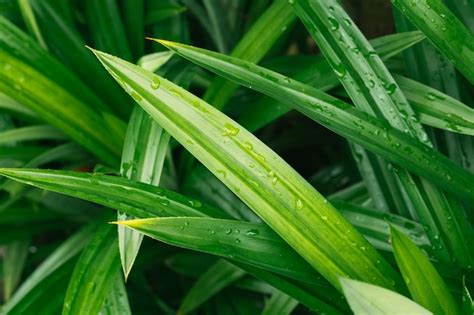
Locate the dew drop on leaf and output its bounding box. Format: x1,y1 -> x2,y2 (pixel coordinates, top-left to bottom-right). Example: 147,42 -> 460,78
150,77 -> 160,90
386,83 -> 397,95
246,229 -> 260,236
328,17 -> 339,31
333,63 -> 346,78
222,123 -> 239,136
295,199 -> 304,210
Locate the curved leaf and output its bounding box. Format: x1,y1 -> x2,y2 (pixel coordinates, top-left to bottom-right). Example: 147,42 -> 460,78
151,40 -> 474,202
391,226 -> 461,315
262,290 -> 298,315
391,0 -> 474,84
1,221 -> 97,314
178,260 -> 245,314
0,168 -> 225,219
340,278 -> 432,315
63,223 -> 120,315
92,48 -> 403,292
116,217 -> 322,284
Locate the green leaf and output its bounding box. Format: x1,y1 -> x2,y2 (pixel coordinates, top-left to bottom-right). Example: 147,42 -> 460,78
1,221 -> 96,314
261,290 -> 298,315
462,278 -> 474,315
3,239 -> 30,301
0,125 -> 65,145
137,51 -> 174,72
238,31 -> 426,133
117,48 -> 179,278
92,48 -> 403,292
391,0 -> 474,84
150,40 -> 474,202
0,16 -> 110,115
394,75 -> 474,136
17,0 -> 47,50
178,259 -> 245,314
292,0 -> 473,267
5,260 -> 76,315
334,201 -> 430,253
340,278 -> 432,315
121,0 -> 144,60
239,264 -> 346,314
85,0 -> 132,61
0,49 -> 123,166
118,106 -> 170,277
1,143 -> 88,196
29,0 -> 133,118
100,275 -> 131,315
391,226 -> 461,315
203,0 -> 296,110
115,217 -> 321,284
63,223 -> 120,315
0,168 -> 226,219
145,3 -> 186,25
0,92 -> 36,118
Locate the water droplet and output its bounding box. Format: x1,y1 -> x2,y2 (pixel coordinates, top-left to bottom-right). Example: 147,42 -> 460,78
159,199 -> 169,206
333,63 -> 347,78
130,91 -> 142,102
150,77 -> 160,90
222,123 -> 239,136
188,200 -> 202,208
328,17 -> 339,31
235,238 -> 241,244
217,170 -> 227,178
386,83 -> 397,95
225,228 -> 232,235
168,87 -> 183,98
246,229 -> 260,236
295,199 -> 304,210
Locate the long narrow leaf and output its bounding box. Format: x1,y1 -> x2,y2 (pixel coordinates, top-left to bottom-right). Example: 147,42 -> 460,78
178,259 -> 245,314
1,221 -> 96,313
203,0 -> 296,110
391,226 -> 460,314
0,169 -> 225,219
391,0 -> 474,84
261,290 -> 298,315
0,50 -> 123,166
63,223 -> 120,315
292,0 -> 473,267
340,278 -> 432,315
116,217 -> 322,284
150,40 -> 474,202
92,48 -> 404,291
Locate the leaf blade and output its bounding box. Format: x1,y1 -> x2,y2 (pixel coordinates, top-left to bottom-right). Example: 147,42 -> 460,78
92,48 -> 403,291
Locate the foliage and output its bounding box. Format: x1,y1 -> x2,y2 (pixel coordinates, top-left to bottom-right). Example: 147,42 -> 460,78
0,0 -> 473,314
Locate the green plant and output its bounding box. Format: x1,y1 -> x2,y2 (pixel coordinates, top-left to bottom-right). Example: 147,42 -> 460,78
0,0 -> 473,314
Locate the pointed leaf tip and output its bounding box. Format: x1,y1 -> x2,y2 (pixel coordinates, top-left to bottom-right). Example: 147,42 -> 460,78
147,38 -> 179,50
